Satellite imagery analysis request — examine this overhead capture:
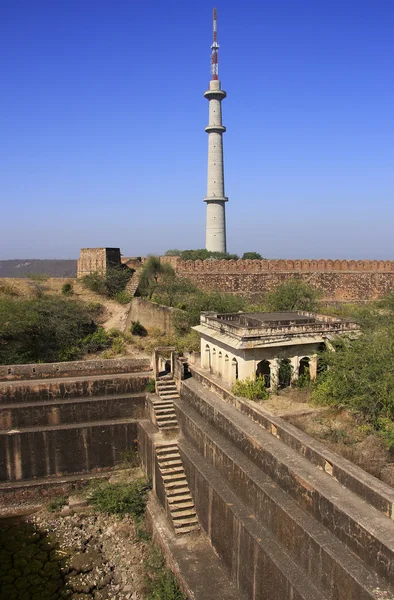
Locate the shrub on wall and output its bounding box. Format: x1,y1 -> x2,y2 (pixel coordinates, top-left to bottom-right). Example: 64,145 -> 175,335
82,266 -> 134,299
179,249 -> 239,261
242,252 -> 262,260
131,321 -> 148,337
232,377 -> 269,401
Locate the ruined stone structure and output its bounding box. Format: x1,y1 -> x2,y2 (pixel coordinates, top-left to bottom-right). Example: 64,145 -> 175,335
77,247 -> 122,278
194,310 -> 359,386
2,353 -> 394,598
170,257 -> 394,302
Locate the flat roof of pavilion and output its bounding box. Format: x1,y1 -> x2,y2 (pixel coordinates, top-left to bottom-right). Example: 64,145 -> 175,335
193,310 -> 360,350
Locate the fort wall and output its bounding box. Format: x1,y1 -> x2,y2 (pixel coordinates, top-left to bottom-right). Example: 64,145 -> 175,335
170,258 -> 394,301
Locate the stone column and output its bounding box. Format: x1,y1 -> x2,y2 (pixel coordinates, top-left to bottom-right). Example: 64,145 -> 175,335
270,358 -> 280,392
309,355 -> 318,381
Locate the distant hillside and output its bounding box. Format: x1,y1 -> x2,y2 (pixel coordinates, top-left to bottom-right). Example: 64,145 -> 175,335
0,260 -> 77,278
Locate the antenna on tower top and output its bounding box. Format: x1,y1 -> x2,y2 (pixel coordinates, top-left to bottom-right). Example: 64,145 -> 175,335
210,7 -> 219,80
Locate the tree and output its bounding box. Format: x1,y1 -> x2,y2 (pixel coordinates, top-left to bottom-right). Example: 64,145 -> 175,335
164,249 -> 182,256
242,252 -> 262,260
179,249 -> 239,261
138,256 -> 175,299
313,327 -> 394,423
0,296 -> 100,364
82,266 -> 134,299
264,278 -> 320,312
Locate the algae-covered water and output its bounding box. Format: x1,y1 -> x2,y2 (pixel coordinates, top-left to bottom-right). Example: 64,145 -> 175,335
0,519 -> 69,600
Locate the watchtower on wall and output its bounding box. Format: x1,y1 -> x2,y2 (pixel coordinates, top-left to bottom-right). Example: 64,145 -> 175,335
77,248 -> 121,278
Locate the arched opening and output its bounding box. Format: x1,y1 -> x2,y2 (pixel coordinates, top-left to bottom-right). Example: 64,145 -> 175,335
212,348 -> 217,373
205,344 -> 211,371
218,351 -> 223,376
231,358 -> 238,382
223,354 -> 229,382
256,360 -> 271,388
278,358 -> 292,389
299,357 -> 310,380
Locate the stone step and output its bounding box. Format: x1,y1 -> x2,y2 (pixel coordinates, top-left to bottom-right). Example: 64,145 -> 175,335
171,508 -> 197,519
164,480 -> 188,491
155,410 -> 177,417
161,425 -> 179,431
169,500 -> 195,511
167,493 -> 193,503
174,524 -> 200,535
156,444 -> 179,455
173,516 -> 199,527
152,400 -> 174,407
156,416 -> 178,425
155,405 -> 175,415
157,452 -> 180,461
162,472 -> 186,483
157,421 -> 178,429
158,459 -> 183,468
160,466 -> 185,475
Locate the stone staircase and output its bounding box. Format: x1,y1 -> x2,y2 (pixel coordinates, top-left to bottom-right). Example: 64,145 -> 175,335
125,270 -> 141,297
152,379 -> 179,431
156,443 -> 200,535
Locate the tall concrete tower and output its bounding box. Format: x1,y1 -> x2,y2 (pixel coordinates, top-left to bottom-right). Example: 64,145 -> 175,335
204,8 -> 228,253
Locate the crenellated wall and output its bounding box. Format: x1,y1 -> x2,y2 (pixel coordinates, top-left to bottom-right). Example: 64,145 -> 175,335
168,258 -> 394,301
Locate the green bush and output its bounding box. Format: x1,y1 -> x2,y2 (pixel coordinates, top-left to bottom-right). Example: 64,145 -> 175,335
242,252 -> 262,260
0,296 -> 100,364
82,266 -> 134,299
115,290 -> 133,304
264,278 -> 320,312
61,282 -> 74,296
89,479 -> 151,518
131,321 -> 147,336
179,249 -> 238,261
48,496 -> 67,512
145,378 -> 156,393
145,547 -> 186,600
313,327 -> 394,424
232,377 -> 269,401
81,328 -> 112,353
164,249 -> 182,257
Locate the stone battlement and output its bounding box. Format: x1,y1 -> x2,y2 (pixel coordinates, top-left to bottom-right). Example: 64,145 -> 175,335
173,257 -> 394,273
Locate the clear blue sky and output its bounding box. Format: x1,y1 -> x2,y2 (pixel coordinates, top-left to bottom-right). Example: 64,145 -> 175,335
1,0 -> 393,259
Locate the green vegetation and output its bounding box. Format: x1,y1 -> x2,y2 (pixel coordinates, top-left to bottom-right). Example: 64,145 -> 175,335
61,281 -> 74,296
131,320 -> 148,336
145,378 -> 156,393
89,479 -> 151,518
313,295 -> 394,449
47,496 -> 67,512
145,547 -> 186,600
264,278 -> 320,312
242,252 -> 262,260
24,273 -> 50,282
178,249 -> 239,261
114,290 -> 133,304
138,256 -> 175,299
164,249 -> 182,257
0,295 -> 101,364
232,377 -> 269,401
82,266 -> 134,300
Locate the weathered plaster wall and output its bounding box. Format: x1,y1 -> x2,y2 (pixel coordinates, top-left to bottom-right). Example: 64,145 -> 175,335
170,258 -> 394,301
0,357 -> 151,382
77,248 -> 121,278
126,298 -> 178,334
